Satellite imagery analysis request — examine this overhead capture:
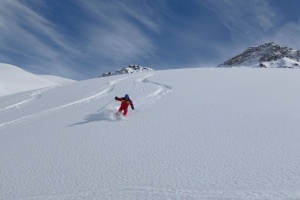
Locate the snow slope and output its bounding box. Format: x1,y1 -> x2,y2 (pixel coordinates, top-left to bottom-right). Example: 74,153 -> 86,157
0,64 -> 59,97
1,68 -> 300,199
39,75 -> 76,85
261,57 -> 300,68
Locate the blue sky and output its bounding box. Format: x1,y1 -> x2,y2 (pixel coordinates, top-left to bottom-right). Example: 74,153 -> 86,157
1,0 -> 300,80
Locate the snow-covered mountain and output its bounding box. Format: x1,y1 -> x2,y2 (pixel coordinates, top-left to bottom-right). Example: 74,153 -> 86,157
0,63 -> 76,97
1,67 -> 300,199
218,42 -> 300,68
39,75 -> 76,85
100,64 -> 153,77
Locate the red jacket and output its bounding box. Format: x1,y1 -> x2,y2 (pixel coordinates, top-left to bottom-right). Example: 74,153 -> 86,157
115,97 -> 134,109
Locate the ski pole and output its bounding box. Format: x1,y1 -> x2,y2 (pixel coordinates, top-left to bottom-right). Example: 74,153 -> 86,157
97,99 -> 114,112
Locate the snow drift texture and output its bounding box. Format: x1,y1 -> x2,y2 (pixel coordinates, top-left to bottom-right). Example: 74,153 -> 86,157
1,68 -> 300,199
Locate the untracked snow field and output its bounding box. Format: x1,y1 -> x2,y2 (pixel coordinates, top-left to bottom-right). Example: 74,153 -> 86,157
1,68 -> 300,199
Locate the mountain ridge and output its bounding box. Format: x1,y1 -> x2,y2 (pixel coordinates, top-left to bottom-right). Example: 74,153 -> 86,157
0,63 -> 75,97
218,42 -> 300,68
100,64 -> 153,77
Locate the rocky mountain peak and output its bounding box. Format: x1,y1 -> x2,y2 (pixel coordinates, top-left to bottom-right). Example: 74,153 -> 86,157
219,42 -> 300,68
100,65 -> 153,77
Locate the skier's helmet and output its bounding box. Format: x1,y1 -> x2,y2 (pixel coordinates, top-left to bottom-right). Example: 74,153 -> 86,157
125,94 -> 129,99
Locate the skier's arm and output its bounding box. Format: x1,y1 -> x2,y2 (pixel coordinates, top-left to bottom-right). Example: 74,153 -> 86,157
115,97 -> 122,101
130,101 -> 134,110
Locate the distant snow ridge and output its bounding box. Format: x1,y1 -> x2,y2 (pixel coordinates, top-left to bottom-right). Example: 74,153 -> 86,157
100,65 -> 153,77
218,42 -> 300,68
0,63 -> 58,97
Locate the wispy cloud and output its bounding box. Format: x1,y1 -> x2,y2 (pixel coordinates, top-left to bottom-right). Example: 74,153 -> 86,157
0,0 -> 165,79
1,0 -> 299,79
198,0 -> 300,57
0,0 -> 83,78
198,0 -> 277,43
79,0 -> 162,64
195,0 -> 279,64
253,0 -> 276,30
270,20 -> 300,49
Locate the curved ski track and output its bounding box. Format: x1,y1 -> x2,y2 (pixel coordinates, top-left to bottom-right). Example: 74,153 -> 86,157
135,70 -> 172,109
0,87 -> 56,113
0,71 -> 172,130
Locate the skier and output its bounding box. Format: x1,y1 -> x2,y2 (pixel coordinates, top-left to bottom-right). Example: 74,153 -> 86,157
115,94 -> 134,116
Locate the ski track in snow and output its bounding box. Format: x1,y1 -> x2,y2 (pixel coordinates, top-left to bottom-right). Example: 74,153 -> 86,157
134,70 -> 172,109
0,75 -> 129,129
0,71 -> 172,129
0,87 -> 56,113
2,68 -> 300,200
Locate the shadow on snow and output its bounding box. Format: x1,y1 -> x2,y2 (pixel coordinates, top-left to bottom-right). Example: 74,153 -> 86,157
69,107 -> 126,126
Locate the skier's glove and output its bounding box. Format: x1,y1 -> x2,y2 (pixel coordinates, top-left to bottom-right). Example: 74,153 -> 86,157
115,96 -> 117,100
132,107 -> 134,110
